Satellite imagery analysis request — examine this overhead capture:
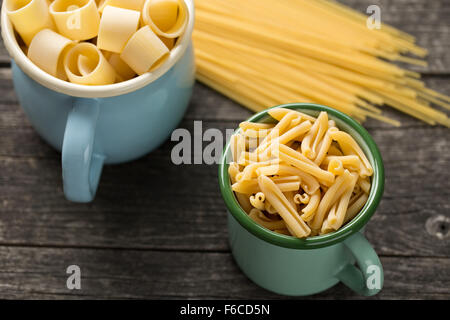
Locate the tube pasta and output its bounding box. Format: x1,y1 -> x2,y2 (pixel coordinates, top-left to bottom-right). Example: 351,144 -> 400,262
143,0 -> 178,32
327,172 -> 359,230
276,120 -> 312,145
310,170 -> 353,230
106,53 -> 137,81
345,193 -> 369,223
330,130 -> 373,177
96,0 -> 106,7
229,163 -> 253,214
248,209 -> 286,231
310,112 -> 329,157
300,193 -> 310,204
358,177 -> 371,194
327,144 -> 344,156
249,192 -> 265,210
228,162 -> 240,183
268,108 -> 317,123
239,122 -> 275,140
256,164 -> 320,195
272,144 -> 335,185
5,0 -> 56,46
64,42 -> 116,85
230,134 -> 245,163
50,0 -> 101,40
232,177 -> 300,194
264,201 -> 278,215
229,110 -> 373,238
254,111 -> 298,153
353,183 -> 362,195
275,182 -> 301,192
246,136 -> 262,153
27,29 -> 74,80
97,6 -> 141,53
120,26 -> 170,75
320,203 -> 337,235
239,121 -> 275,131
328,159 -> 344,176
241,159 -> 280,181
301,189 -> 321,221
142,0 -> 189,38
7,0 -> 187,85
241,128 -> 271,139
258,176 -> 311,238
301,112 -> 326,159
323,155 -> 361,169
77,54 -> 96,76
284,191 -> 298,212
98,0 -> 145,12
159,36 -> 176,50
314,127 -> 339,165
294,193 -> 310,205
239,151 -> 272,165
272,176 -> 301,184
349,191 -> 362,207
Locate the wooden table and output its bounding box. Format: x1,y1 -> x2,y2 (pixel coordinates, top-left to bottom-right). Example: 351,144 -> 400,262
0,0 -> 449,299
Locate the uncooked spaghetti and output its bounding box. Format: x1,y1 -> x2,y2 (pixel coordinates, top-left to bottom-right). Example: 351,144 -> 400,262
194,0 -> 450,127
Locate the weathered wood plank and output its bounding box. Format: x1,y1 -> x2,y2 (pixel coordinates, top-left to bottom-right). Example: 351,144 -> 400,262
1,0 -> 449,73
0,45 -> 7,65
0,246 -> 448,299
0,117 -> 448,256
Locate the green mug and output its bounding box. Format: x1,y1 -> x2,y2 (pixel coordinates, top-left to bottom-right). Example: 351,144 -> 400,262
218,103 -> 385,296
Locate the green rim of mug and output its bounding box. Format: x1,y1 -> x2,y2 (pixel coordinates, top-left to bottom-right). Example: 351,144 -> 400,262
218,103 -> 385,249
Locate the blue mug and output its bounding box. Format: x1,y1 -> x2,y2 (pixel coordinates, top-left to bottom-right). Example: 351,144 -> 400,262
1,0 -> 195,202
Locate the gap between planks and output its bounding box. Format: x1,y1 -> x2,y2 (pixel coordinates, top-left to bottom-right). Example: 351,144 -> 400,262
0,242 -> 447,260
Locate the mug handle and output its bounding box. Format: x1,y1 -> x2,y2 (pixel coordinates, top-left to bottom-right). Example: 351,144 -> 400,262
62,98 -> 105,203
335,232 -> 384,296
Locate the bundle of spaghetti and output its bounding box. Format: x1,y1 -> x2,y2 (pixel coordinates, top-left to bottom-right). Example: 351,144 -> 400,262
193,0 -> 450,127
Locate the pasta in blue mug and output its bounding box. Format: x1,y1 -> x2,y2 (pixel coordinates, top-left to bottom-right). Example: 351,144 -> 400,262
1,0 -> 195,202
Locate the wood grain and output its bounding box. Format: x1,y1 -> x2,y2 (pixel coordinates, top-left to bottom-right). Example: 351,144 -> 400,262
0,246 -> 448,299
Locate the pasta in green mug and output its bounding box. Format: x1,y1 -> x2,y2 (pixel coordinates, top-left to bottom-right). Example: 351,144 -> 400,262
219,103 -> 384,296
